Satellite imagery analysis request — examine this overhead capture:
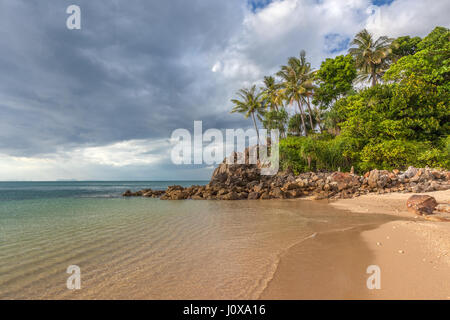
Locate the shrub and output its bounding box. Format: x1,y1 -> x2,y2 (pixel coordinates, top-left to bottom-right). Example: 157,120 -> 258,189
359,140 -> 449,171
279,135 -> 362,174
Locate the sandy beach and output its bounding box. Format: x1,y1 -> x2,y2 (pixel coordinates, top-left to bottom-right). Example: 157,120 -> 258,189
261,190 -> 450,300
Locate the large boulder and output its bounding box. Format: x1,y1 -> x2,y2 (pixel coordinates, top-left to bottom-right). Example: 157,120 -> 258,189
406,195 -> 438,216
328,172 -> 360,191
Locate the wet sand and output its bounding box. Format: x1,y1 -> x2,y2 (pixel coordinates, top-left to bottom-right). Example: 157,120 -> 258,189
259,224 -> 383,299
261,190 -> 450,299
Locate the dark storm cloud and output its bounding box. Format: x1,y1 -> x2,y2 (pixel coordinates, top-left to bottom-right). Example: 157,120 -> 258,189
0,0 -> 248,156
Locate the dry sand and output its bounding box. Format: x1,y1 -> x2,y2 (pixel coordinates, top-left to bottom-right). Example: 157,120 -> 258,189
331,190 -> 450,299
261,190 -> 450,300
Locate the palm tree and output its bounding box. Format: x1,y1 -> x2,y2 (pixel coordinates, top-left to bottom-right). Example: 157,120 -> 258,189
261,76 -> 281,112
230,85 -> 264,145
348,29 -> 393,87
277,51 -> 316,135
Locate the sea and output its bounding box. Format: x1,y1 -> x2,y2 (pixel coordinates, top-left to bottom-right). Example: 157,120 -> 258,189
0,181 -> 392,299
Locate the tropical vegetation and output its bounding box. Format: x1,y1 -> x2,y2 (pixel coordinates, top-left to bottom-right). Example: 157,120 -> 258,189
230,26 -> 450,174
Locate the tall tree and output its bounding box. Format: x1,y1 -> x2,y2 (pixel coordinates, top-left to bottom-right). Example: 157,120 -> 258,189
348,29 -> 393,87
260,76 -> 281,111
277,51 -> 315,135
230,85 -> 264,144
313,54 -> 357,107
385,26 -> 450,86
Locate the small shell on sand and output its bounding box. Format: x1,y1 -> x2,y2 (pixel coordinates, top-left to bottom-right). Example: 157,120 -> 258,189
398,250 -> 405,254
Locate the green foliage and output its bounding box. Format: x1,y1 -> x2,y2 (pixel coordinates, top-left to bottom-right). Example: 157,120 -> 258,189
262,108 -> 288,136
385,27 -> 450,86
279,135 -> 361,174
359,140 -> 448,171
288,114 -> 304,136
391,36 -> 422,61
336,79 -> 449,143
313,55 -> 357,107
233,27 -> 450,173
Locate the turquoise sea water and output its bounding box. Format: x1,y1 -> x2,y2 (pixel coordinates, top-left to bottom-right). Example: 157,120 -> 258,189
0,181 -> 206,201
0,181 -> 391,299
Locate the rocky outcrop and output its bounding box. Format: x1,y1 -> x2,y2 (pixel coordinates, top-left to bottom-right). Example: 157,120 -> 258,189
123,153 -> 450,202
122,188 -> 164,198
406,195 -> 438,215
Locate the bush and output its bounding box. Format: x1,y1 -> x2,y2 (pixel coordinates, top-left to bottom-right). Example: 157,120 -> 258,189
359,140 -> 449,171
279,135 -> 362,174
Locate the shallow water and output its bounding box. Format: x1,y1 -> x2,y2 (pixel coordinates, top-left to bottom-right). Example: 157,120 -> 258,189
0,182 -> 393,299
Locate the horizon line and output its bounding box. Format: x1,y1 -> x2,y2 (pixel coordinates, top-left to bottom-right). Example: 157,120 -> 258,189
0,179 -> 210,182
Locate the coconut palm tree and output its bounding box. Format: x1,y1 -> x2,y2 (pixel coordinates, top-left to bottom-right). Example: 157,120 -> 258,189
348,29 -> 393,87
277,51 -> 316,135
261,76 -> 281,112
230,85 -> 264,145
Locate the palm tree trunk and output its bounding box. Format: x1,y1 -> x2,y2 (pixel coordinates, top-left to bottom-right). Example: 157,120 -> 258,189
251,111 -> 260,145
304,97 -> 315,133
371,64 -> 377,87
296,100 -> 307,136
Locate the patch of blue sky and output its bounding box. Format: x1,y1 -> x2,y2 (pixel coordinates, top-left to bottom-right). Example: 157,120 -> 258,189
248,0 -> 273,12
372,0 -> 395,6
324,33 -> 351,54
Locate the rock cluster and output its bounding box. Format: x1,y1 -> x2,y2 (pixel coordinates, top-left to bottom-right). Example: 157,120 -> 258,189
122,162 -> 450,201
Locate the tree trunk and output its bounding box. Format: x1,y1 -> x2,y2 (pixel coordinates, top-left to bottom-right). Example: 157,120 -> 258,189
251,111 -> 260,145
305,97 -> 315,133
296,100 -> 307,136
371,64 -> 377,87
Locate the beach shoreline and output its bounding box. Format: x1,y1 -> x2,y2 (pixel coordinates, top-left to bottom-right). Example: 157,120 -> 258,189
261,190 -> 450,299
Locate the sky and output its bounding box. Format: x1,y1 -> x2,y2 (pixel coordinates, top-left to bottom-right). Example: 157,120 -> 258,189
0,0 -> 448,181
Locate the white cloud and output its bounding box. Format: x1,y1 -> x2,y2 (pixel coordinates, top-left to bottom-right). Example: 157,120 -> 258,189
0,139 -> 170,180
212,0 -> 449,86
366,0 -> 450,37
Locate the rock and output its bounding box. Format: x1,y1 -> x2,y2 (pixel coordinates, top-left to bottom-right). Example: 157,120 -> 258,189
401,166 -> 418,179
222,192 -> 239,200
281,181 -> 300,191
368,170 -> 380,189
270,187 -> 284,199
122,190 -> 133,197
217,188 -> 228,196
330,172 -> 360,191
171,190 -> 189,200
287,189 -> 303,198
123,162 -> 450,202
406,195 -> 438,216
260,192 -> 271,200
248,192 -> 260,200
142,191 -> 153,197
